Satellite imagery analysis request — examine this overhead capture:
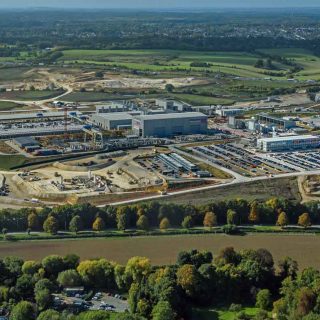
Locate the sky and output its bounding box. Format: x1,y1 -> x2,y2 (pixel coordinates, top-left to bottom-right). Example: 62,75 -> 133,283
0,0 -> 320,9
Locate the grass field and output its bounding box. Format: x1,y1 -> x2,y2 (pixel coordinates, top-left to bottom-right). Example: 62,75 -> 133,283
0,67 -> 34,81
61,91 -> 128,102
61,49 -> 289,79
0,90 -> 64,101
0,234 -> 319,269
192,307 -> 260,320
171,93 -> 234,106
259,48 -> 320,80
0,101 -> 22,111
0,155 -> 28,170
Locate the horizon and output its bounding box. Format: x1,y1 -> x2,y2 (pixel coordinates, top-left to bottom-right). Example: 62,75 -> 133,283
1,0 -> 320,9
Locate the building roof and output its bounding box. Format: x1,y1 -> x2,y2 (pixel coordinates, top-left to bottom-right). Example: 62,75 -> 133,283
134,112 -> 207,121
257,135 -> 319,143
0,111 -> 82,121
92,112 -> 133,121
257,113 -> 295,123
13,136 -> 39,146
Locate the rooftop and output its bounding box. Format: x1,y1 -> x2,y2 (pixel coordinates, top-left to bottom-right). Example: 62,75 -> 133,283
257,135 -> 319,142
134,112 -> 207,121
92,112 -> 133,121
0,111 -> 82,121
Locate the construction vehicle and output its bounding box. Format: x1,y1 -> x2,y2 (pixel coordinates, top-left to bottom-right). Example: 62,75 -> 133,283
145,180 -> 168,195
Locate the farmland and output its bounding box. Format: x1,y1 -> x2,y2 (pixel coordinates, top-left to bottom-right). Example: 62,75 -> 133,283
0,233 -> 319,269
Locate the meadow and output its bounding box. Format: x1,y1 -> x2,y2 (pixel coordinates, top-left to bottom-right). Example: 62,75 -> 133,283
0,233 -> 319,270
61,49 -> 287,79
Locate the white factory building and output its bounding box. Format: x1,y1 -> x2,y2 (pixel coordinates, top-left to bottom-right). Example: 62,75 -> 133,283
257,135 -> 320,152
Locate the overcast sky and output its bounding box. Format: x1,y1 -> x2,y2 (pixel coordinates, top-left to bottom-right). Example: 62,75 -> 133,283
1,0 -> 320,9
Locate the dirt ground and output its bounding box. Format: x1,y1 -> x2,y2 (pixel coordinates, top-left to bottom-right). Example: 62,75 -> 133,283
0,234 -> 319,270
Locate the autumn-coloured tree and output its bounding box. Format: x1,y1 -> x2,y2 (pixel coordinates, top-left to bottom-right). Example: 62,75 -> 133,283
176,264 -> 201,298
277,211 -> 289,228
248,201 -> 260,224
160,218 -> 170,230
203,212 -> 217,229
298,213 -> 311,229
92,217 -> 105,232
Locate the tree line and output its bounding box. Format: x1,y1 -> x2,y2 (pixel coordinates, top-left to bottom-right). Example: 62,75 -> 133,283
0,197 -> 319,235
0,246 -> 319,319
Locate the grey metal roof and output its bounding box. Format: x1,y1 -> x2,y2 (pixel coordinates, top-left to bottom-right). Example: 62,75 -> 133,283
13,136 -> 39,145
92,112 -> 133,121
134,112 -> 207,121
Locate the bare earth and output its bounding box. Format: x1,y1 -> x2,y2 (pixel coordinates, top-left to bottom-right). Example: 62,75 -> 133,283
0,234 -> 319,270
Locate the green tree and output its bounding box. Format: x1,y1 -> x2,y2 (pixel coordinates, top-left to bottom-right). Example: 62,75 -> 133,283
160,218 -> 170,230
35,288 -> 52,311
10,301 -> 36,320
27,212 -> 39,230
116,206 -> 130,231
37,309 -> 61,320
227,209 -> 238,225
43,216 -> 59,235
15,274 -> 34,299
69,215 -> 83,234
181,216 -> 193,229
152,300 -> 175,320
136,215 -> 149,231
165,83 -> 174,92
256,289 -> 272,310
298,213 -> 311,229
254,59 -> 264,68
42,255 -> 65,277
92,217 -> 105,232
125,256 -> 151,283
22,260 -> 41,275
95,71 -> 104,79
57,269 -> 82,287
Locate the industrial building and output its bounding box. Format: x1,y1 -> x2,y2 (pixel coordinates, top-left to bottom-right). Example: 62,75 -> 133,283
132,112 -> 208,137
96,101 -> 136,114
13,136 -> 39,148
257,135 -> 320,152
155,99 -> 192,112
215,108 -> 244,117
0,111 -> 83,123
256,113 -> 296,130
90,113 -> 133,130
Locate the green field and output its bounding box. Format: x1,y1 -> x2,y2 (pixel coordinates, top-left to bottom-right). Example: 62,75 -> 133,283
61,49 -> 289,79
0,90 -> 64,101
259,48 -> 320,80
0,155 -> 28,170
192,307 -> 260,320
0,101 -> 22,111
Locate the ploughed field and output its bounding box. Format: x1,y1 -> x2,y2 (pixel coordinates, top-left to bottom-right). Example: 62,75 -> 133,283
0,234 -> 319,269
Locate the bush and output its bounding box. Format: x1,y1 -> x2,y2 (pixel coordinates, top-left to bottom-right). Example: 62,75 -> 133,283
229,303 -> 242,312
222,224 -> 239,235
